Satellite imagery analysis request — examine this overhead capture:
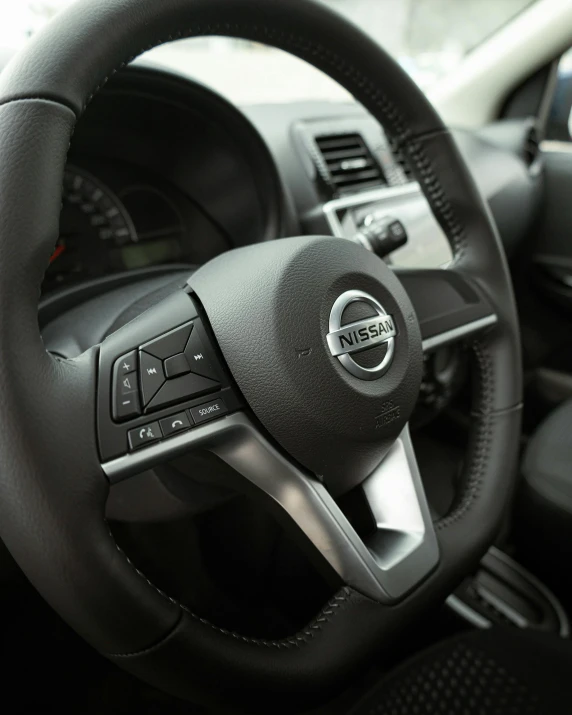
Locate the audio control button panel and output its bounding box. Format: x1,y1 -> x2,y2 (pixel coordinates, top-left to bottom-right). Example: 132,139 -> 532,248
97,291 -> 244,463
112,320 -> 222,423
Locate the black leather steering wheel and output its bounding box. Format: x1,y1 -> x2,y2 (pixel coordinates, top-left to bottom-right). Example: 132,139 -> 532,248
0,0 -> 522,710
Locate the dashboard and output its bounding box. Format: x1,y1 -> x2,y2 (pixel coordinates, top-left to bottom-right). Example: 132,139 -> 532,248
41,67 -> 286,294
17,58 -> 540,310
0,49 -> 547,512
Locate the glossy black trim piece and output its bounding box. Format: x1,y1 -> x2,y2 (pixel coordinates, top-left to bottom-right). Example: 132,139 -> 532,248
396,268 -> 497,343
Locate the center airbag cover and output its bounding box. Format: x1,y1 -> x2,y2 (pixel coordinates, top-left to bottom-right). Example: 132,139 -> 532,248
189,236 -> 422,494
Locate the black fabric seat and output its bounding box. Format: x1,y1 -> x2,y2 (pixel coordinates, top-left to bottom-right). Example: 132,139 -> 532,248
522,399 -> 572,519
349,628 -> 572,714
518,400 -> 572,572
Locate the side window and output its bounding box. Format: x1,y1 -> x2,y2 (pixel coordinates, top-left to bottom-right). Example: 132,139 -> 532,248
546,49 -> 572,142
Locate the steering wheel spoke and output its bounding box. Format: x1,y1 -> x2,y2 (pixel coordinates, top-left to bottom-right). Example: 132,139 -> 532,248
396,267 -> 498,352
98,276 -> 438,603
103,407 -> 438,602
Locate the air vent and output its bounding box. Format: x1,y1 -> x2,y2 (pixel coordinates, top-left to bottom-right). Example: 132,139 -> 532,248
314,133 -> 385,195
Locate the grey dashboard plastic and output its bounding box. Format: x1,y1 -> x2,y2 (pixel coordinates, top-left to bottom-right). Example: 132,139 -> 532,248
244,101 -> 543,259
0,45 -> 541,272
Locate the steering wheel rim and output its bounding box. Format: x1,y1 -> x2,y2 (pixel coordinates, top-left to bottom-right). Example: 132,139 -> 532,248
0,0 -> 522,709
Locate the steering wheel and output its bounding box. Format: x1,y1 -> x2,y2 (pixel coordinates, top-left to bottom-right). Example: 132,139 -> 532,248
0,0 -> 522,709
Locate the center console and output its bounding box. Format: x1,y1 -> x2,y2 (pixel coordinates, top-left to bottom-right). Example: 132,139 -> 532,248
447,547 -> 569,636
321,184 -> 452,269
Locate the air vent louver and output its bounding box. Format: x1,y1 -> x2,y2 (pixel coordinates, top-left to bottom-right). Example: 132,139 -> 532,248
314,133 -> 385,195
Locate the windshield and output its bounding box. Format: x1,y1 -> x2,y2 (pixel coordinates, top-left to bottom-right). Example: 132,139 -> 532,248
0,0 -> 536,103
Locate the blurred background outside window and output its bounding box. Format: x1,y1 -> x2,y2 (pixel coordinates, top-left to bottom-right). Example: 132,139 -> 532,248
0,0 -> 536,103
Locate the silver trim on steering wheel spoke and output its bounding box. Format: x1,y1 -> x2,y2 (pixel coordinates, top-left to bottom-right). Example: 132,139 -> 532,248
102,413 -> 438,602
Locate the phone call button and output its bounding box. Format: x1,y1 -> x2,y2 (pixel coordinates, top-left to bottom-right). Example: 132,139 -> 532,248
128,421 -> 162,451
159,412 -> 192,437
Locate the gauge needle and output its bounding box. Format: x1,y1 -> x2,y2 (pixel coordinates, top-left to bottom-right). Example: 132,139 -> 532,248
50,244 -> 66,263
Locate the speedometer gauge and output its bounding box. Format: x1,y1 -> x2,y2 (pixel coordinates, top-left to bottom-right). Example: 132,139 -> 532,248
44,166 -> 138,290
63,167 -> 137,244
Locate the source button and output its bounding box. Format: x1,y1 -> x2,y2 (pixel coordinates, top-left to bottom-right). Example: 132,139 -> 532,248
189,398 -> 227,426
